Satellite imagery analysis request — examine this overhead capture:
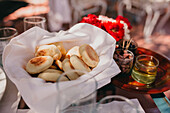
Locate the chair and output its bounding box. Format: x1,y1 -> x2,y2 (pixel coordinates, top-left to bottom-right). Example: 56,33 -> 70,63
118,0 -> 170,43
70,0 -> 107,26
156,4 -> 170,33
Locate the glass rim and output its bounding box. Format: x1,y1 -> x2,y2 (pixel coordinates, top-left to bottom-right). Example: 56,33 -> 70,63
96,95 -> 139,112
0,27 -> 18,40
24,16 -> 46,24
56,69 -> 97,112
97,95 -> 134,105
115,49 -> 134,60
56,69 -> 98,90
118,39 -> 138,50
62,108 -> 85,113
136,54 -> 159,68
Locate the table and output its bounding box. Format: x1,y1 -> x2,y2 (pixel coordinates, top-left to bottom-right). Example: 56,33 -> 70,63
1,74 -> 169,113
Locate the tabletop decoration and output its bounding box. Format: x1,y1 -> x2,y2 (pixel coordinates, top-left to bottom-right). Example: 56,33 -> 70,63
80,14 -> 132,43
2,24 -> 121,113
80,14 -> 139,55
80,14 -> 137,77
131,54 -> 159,84
112,47 -> 170,94
116,39 -> 138,55
113,49 -> 134,75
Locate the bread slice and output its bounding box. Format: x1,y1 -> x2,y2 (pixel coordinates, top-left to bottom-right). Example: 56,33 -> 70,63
70,55 -> 91,75
35,44 -> 62,60
55,60 -> 63,70
66,46 -> 80,58
49,65 -> 57,69
26,56 -> 53,74
79,44 -> 99,68
50,42 -> 66,60
62,58 -> 79,80
38,69 -> 69,82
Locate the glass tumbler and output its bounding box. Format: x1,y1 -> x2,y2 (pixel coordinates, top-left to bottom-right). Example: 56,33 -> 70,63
131,55 -> 159,84
0,27 -> 18,66
96,95 -> 139,113
24,16 -> 46,31
56,70 -> 97,113
113,49 -> 134,75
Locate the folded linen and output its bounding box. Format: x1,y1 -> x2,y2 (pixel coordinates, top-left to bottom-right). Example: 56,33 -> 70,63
3,23 -> 120,113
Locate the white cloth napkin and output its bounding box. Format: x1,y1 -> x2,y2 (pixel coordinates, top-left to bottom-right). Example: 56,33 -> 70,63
2,23 -> 121,113
96,99 -> 145,113
61,99 -> 145,113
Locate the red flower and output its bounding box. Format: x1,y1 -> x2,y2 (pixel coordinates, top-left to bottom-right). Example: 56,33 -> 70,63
80,14 -> 132,42
98,15 -> 115,24
103,20 -> 124,41
80,14 -> 102,28
116,15 -> 132,29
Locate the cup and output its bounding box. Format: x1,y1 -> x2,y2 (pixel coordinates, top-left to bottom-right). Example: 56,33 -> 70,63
131,55 -> 159,84
56,70 -> 97,113
113,49 -> 134,75
24,16 -> 46,31
96,95 -> 139,113
0,27 -> 18,66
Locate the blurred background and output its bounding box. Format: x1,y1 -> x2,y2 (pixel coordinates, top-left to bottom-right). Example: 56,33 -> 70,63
0,0 -> 169,57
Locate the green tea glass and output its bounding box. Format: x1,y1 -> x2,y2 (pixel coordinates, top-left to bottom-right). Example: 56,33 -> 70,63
131,55 -> 159,84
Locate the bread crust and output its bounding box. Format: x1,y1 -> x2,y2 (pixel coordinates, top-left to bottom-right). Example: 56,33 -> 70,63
38,69 -> 69,82
79,44 -> 99,68
70,55 -> 91,75
50,42 -> 66,60
66,46 -> 80,58
26,56 -> 53,74
62,58 -> 80,80
35,44 -> 62,60
55,60 -> 63,70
